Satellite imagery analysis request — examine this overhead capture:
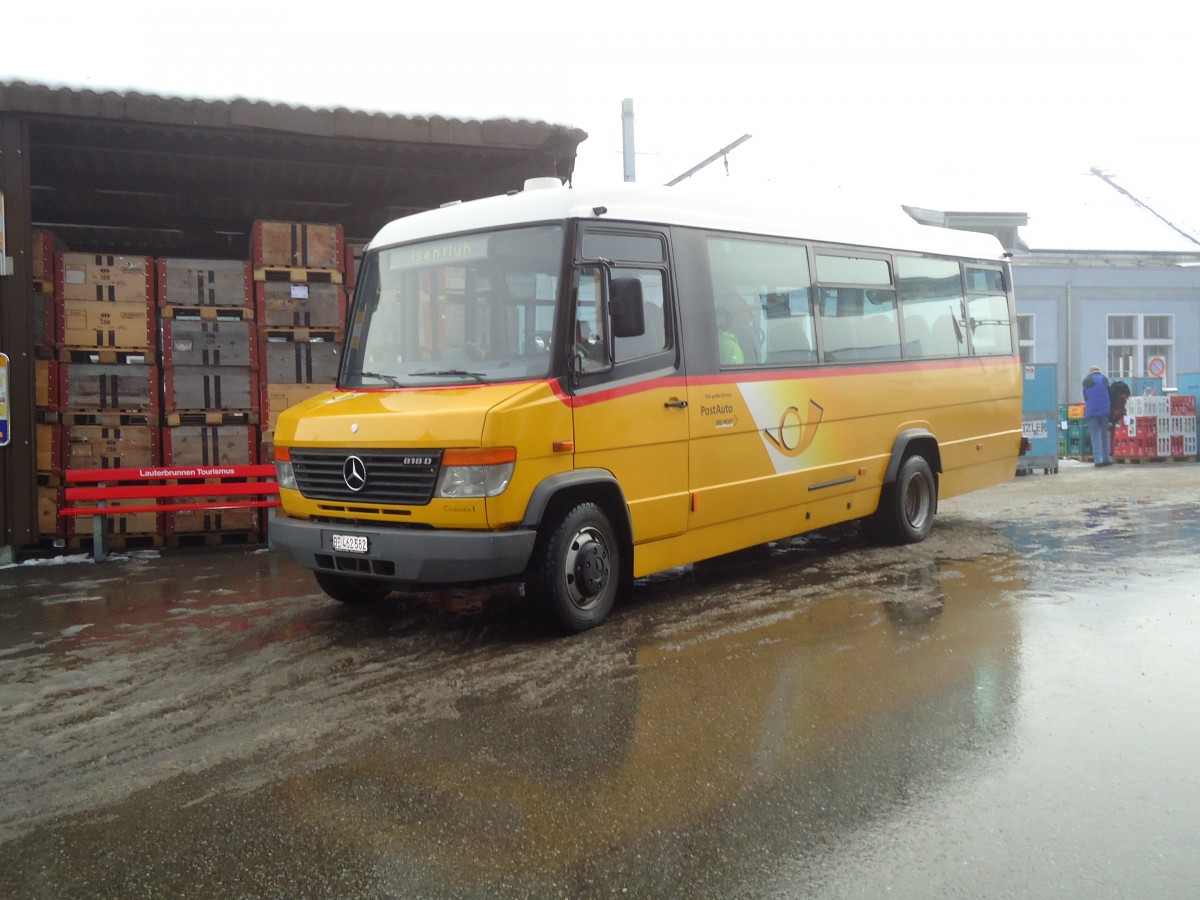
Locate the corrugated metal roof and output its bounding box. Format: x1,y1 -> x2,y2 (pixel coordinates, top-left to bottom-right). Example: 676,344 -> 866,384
0,80 -> 588,257
0,80 -> 586,149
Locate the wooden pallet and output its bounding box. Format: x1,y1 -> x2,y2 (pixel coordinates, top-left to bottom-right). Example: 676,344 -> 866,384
1114,455 -> 1197,465
160,305 -> 256,321
165,530 -> 264,549
57,348 -> 153,365
165,410 -> 260,427
253,266 -> 342,284
61,410 -> 156,427
259,327 -> 343,344
65,532 -> 164,553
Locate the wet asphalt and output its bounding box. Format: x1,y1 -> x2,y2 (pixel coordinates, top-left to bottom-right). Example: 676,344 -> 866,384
1,462 -> 1199,898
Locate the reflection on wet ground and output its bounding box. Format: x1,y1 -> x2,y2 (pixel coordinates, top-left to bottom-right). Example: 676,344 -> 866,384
2,468 -> 1200,896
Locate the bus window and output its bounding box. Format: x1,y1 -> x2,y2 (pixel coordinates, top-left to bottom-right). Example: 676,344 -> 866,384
897,256 -> 967,358
613,268 -> 667,361
573,268 -> 611,372
965,266 -> 1013,355
815,254 -> 891,285
706,237 -> 813,367
814,253 -> 898,363
581,232 -> 665,264
816,287 -> 900,362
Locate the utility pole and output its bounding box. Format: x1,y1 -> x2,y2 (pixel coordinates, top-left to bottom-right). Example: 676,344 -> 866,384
622,99 -> 636,183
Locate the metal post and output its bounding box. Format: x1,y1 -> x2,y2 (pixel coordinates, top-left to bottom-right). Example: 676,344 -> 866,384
621,99 -> 636,183
92,488 -> 106,563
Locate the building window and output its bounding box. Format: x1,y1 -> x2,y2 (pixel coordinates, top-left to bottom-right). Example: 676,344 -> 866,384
1017,314 -> 1034,365
1107,314 -> 1173,384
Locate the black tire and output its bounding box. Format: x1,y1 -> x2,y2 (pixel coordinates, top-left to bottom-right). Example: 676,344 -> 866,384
528,502 -> 620,633
867,455 -> 937,545
314,571 -> 395,606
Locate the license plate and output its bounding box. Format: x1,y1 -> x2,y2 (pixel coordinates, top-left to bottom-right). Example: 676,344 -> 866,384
331,533 -> 369,554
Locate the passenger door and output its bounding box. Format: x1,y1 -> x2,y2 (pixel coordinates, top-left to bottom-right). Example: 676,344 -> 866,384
570,230 -> 690,546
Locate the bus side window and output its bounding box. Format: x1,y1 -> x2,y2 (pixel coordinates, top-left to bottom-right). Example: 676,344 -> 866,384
896,256 -> 967,358
613,269 -> 668,362
705,237 -> 811,369
573,268 -> 610,371
965,266 -> 1013,355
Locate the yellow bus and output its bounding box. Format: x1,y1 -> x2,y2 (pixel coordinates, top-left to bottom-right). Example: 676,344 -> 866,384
270,179 -> 1022,632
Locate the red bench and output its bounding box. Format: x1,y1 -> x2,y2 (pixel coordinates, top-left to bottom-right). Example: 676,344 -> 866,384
62,464 -> 280,561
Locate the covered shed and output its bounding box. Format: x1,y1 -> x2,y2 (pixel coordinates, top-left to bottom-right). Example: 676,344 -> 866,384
0,81 -> 587,555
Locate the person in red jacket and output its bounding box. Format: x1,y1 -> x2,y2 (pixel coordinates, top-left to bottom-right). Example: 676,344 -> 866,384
1082,365 -> 1113,467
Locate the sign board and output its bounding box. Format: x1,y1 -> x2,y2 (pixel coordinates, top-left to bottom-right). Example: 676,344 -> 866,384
1022,419 -> 1049,440
0,353 -> 9,446
1147,356 -> 1167,378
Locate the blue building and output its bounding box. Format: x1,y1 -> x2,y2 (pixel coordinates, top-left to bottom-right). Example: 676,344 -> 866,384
907,169 -> 1200,405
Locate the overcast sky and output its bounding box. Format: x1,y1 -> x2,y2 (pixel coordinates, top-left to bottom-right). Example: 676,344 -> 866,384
4,0 -> 1197,225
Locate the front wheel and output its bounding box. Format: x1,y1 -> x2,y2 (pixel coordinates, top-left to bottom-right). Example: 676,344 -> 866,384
528,502 -> 620,633
866,455 -> 937,545
314,571 -> 395,607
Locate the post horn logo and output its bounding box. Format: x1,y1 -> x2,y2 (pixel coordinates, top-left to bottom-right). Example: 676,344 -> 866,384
763,400 -> 824,457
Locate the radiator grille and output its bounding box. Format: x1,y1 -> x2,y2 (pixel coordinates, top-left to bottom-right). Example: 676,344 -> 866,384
290,449 -> 442,506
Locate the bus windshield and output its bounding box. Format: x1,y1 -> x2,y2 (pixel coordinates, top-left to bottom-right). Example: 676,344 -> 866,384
341,224 -> 564,387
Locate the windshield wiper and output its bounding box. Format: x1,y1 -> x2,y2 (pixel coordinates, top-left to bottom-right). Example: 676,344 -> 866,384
360,371 -> 403,388
410,369 -> 489,383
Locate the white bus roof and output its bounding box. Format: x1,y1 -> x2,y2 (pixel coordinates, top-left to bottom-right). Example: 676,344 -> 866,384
370,180 -> 1007,262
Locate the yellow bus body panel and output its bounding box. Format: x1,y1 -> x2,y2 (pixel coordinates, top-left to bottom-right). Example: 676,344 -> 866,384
274,381 -> 574,530
275,356 -> 1020,579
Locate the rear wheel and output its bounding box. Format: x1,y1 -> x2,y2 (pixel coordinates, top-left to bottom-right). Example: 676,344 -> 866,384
314,571 -> 395,606
529,502 -> 620,633
866,455 -> 937,544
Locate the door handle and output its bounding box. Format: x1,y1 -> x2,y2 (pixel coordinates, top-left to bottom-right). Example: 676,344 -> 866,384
664,398 -> 688,409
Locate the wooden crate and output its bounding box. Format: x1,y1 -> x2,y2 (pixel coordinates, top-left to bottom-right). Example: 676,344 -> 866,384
35,359 -> 59,410
36,423 -> 62,473
58,253 -> 153,303
38,484 -> 64,539
163,424 -> 258,466
261,382 -> 334,430
158,258 -> 252,307
64,505 -> 161,543
262,338 -> 341,383
33,287 -> 57,348
64,424 -> 160,470
251,220 -> 343,271
345,240 -> 368,288
32,229 -> 66,283
60,363 -> 159,413
254,281 -> 346,329
164,365 -> 257,413
59,299 -> 155,351
162,319 -> 256,368
167,507 -> 261,537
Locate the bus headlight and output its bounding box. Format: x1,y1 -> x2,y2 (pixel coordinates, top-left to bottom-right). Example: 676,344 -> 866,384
436,448 -> 516,498
274,447 -> 297,491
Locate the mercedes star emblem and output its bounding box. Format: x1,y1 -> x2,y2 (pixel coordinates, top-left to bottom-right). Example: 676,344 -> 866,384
342,456 -> 367,492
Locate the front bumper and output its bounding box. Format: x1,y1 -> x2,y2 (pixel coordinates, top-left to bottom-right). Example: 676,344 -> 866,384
270,513 -> 538,585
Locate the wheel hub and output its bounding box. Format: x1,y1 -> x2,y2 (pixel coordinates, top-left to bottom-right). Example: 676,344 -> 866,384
567,528 -> 610,604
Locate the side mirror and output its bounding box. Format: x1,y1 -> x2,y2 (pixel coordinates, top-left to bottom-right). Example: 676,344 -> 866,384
609,276 -> 645,338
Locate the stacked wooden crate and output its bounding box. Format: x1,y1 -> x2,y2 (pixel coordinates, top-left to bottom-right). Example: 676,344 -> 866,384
252,221 -> 346,433
157,258 -> 263,545
31,230 -> 66,547
55,252 -> 161,550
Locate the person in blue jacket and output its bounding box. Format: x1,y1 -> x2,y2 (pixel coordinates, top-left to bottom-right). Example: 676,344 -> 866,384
1083,365 -> 1113,467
